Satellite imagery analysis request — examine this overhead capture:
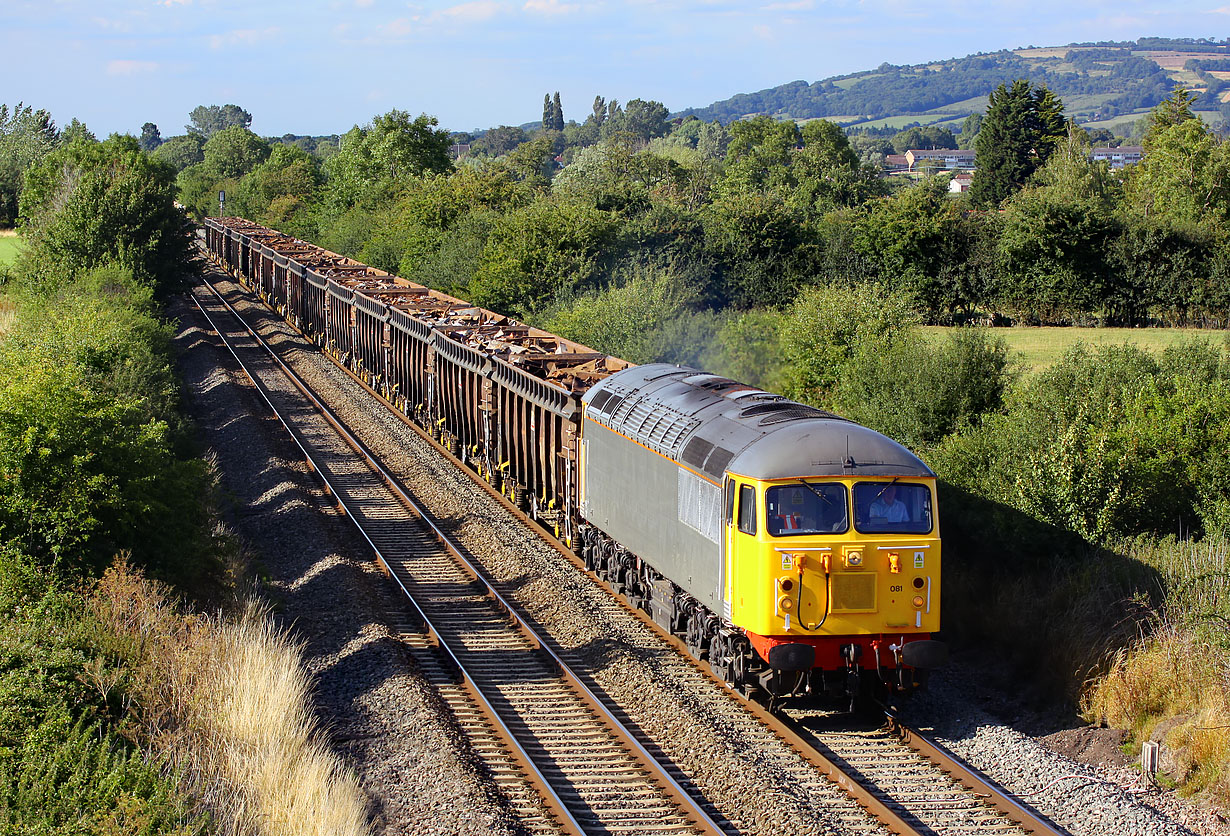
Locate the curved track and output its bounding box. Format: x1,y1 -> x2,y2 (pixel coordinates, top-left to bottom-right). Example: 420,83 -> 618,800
193,251 -> 1071,836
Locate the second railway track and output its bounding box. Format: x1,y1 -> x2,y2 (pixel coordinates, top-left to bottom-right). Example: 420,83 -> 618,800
189,261 -> 1072,836
190,278 -> 728,836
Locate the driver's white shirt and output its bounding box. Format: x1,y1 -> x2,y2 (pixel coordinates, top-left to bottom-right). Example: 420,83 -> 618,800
870,498 -> 909,522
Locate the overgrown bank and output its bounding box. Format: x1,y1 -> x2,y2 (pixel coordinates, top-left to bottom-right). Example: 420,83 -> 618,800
0,132 -> 370,832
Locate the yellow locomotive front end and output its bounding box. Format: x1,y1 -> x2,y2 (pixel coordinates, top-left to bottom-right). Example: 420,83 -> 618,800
723,474 -> 945,700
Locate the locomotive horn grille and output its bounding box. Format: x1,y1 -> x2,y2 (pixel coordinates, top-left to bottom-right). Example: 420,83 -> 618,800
831,572 -> 877,612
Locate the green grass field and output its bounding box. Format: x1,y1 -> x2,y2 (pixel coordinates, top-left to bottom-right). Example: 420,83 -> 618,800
0,232 -> 21,266
922,326 -> 1230,374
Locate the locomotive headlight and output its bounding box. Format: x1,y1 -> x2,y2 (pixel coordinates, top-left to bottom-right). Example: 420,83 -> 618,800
912,595 -> 925,609
844,550 -> 863,568
779,595 -> 794,611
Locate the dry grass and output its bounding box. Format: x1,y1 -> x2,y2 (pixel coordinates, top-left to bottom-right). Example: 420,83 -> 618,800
1085,536 -> 1230,802
94,562 -> 371,836
0,295 -> 14,338
1087,628 -> 1230,799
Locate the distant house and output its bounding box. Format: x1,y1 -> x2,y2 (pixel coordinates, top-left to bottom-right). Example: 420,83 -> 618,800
1090,146 -> 1144,169
884,154 -> 909,172
905,149 -> 976,171
949,172 -> 973,193
450,142 -> 471,159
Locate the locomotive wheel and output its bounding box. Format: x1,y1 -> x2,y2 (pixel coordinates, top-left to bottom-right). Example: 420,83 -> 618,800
709,633 -> 734,685
685,612 -> 708,661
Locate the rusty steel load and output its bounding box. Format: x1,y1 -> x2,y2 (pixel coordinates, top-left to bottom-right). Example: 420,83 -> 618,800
202,217 -> 629,545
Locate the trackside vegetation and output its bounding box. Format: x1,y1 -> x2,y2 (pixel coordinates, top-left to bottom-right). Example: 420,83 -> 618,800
0,122 -> 369,832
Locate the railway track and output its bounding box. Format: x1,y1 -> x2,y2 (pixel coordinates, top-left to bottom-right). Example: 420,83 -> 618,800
190,278 -> 728,836
191,257 -> 1071,836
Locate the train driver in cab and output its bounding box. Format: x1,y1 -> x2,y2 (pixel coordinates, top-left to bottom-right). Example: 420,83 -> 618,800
870,484 -> 910,523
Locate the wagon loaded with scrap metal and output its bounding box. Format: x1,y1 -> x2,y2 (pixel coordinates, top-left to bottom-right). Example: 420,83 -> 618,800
202,218 -> 948,704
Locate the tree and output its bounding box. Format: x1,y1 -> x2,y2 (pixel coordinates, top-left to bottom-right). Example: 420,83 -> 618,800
138,123 -> 162,152
322,110 -> 453,212
202,126 -> 270,179
1125,116 -> 1230,230
1144,86 -> 1198,148
475,125 -> 528,157
891,126 -> 957,154
18,134 -> 191,291
957,113 -> 982,149
970,80 -> 1067,208
366,110 -> 452,179
0,102 -> 58,226
186,104 -> 252,138
151,134 -> 205,173
604,99 -> 670,143
552,91 -> 565,132
590,96 -> 607,125
61,119 -> 95,145
542,94 -> 553,131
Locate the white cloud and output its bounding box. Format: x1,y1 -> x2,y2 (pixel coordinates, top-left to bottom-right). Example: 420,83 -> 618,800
107,59 -> 159,76
158,0 -> 191,6
209,27 -> 281,49
355,0 -> 375,6
383,17 -> 417,36
92,16 -> 134,32
1209,5 -> 1230,12
523,0 -> 581,14
435,1 -> 503,23
762,0 -> 813,10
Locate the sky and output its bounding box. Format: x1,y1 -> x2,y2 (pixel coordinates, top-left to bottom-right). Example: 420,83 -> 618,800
3,0 -> 1229,138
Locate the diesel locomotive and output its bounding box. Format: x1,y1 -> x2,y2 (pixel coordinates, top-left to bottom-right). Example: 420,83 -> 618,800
201,217 -> 947,704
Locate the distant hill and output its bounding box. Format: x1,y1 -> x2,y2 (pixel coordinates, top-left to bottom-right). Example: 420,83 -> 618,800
678,37 -> 1230,133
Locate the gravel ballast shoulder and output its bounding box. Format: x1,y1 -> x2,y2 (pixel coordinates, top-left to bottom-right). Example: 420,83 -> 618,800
173,294 -> 523,836
901,661 -> 1230,836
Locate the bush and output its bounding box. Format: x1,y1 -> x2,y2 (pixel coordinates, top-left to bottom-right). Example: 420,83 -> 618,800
538,260 -> 714,366
0,558 -> 205,835
18,134 -> 191,294
833,327 -> 1012,450
0,265 -> 209,579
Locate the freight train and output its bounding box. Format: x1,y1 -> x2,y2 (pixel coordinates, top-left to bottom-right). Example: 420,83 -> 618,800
201,218 -> 947,705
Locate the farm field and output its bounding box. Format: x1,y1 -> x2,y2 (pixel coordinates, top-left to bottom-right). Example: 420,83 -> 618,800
0,231 -> 21,266
922,325 -> 1230,373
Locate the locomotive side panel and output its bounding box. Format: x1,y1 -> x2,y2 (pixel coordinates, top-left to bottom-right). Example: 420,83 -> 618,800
581,417 -> 724,613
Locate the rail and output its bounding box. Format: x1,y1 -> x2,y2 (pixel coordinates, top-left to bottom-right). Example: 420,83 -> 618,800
189,276 -> 730,836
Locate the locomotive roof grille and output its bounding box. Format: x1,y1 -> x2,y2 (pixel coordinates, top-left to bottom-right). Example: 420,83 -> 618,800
758,406 -> 837,425
589,390 -> 613,412
681,437 -> 714,470
703,447 -> 735,479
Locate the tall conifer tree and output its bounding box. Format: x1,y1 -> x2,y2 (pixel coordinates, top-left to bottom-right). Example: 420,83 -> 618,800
970,80 -> 1067,208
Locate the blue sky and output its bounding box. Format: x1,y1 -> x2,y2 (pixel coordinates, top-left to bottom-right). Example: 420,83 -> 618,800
3,1 -> 1228,138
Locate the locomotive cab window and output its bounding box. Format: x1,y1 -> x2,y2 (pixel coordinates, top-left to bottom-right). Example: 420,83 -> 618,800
766,483 -> 848,536
853,482 -> 933,534
737,484 -> 757,535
